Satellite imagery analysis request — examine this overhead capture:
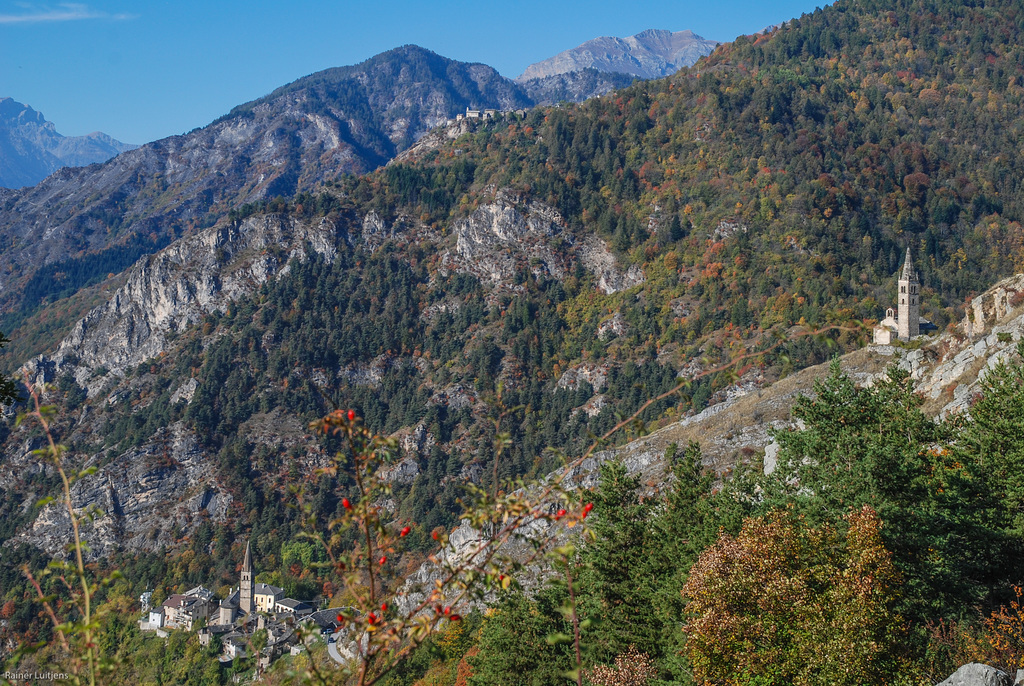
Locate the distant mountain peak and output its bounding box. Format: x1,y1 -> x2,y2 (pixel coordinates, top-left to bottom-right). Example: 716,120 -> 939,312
0,97 -> 136,189
517,28 -> 720,82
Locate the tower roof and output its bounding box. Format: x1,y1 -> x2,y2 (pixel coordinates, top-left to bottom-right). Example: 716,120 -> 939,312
243,540 -> 252,572
900,247 -> 918,282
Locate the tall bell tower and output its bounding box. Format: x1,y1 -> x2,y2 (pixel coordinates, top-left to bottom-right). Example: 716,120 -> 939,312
897,247 -> 920,341
240,540 -> 254,615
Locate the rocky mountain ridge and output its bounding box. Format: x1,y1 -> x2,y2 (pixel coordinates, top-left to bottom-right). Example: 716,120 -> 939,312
0,97 -> 136,189
0,46 -> 532,322
517,29 -> 720,81
23,212 -> 341,394
517,68 -> 637,105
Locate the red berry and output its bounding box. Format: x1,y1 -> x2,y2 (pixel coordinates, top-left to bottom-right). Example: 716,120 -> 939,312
381,603 -> 388,612
368,612 -> 377,624
336,614 -> 344,622
378,555 -> 387,565
342,498 -> 352,510
450,614 -> 462,622
400,526 -> 411,537
582,502 -> 593,519
443,606 -> 451,615
432,530 -> 439,540
347,409 -> 355,421
556,509 -> 567,519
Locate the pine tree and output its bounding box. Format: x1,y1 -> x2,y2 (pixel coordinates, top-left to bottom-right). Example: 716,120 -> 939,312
576,460 -> 655,664
764,359 -> 1006,622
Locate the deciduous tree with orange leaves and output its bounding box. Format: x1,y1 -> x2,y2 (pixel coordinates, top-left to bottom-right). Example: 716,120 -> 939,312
682,506 -> 909,686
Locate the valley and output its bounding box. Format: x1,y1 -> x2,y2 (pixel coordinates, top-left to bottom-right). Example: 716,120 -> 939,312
2,1 -> 1024,684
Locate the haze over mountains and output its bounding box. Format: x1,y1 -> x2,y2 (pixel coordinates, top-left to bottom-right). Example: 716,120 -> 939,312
0,97 -> 136,189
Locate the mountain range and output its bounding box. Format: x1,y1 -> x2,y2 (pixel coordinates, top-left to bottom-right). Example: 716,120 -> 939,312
0,45 -> 537,332
4,1 -> 1024,680
0,97 -> 136,189
0,33 -> 724,336
517,28 -> 720,81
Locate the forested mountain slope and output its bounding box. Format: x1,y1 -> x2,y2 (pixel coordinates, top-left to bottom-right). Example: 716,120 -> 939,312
5,0 -> 1024,680
6,0 -> 1024,559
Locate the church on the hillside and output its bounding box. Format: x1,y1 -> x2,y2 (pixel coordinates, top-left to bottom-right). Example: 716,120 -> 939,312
873,248 -> 936,344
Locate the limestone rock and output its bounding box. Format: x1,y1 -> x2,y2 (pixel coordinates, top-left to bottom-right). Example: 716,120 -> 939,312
171,378 -> 199,404
578,236 -> 646,294
442,190 -> 643,298
937,663 -> 1012,686
8,422 -> 229,560
22,213 -> 339,396
556,362 -> 610,392
448,192 -> 570,288
597,312 -> 628,340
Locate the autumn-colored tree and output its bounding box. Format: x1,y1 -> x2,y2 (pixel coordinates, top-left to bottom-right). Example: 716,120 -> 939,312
973,585 -> 1024,674
583,646 -> 659,686
682,506 -> 907,686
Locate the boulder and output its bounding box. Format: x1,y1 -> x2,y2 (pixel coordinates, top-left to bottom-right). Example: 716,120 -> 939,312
937,663 -> 1012,686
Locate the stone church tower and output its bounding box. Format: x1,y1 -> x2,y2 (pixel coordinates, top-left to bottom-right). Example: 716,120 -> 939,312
240,540 -> 254,615
897,247 -> 920,341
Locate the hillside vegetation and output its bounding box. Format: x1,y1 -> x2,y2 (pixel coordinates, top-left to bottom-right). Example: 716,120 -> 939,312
4,0 -> 1024,683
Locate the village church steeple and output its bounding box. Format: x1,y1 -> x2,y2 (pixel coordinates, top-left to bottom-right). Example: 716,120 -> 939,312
897,247 -> 920,341
239,540 -> 254,615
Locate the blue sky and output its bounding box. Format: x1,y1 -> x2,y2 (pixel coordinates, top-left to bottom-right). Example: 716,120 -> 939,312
0,1 -> 826,145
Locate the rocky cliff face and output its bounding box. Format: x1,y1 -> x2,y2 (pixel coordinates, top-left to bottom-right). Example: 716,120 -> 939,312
3,210 -> 344,560
439,189 -> 644,296
4,186 -> 646,562
8,422 -> 228,560
0,97 -> 136,189
24,212 -> 340,395
517,29 -> 720,82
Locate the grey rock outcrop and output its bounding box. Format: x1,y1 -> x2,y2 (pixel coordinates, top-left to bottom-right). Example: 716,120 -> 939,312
23,213 -> 339,396
579,236 -> 645,294
10,422 -> 229,560
518,29 -> 719,82
937,663 -> 1012,686
519,69 -> 637,105
556,362 -> 610,392
442,190 -> 643,296
901,273 -> 1024,416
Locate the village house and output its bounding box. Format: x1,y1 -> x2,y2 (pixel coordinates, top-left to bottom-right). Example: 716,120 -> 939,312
254,582 -> 285,613
275,598 -> 314,617
160,585 -> 217,631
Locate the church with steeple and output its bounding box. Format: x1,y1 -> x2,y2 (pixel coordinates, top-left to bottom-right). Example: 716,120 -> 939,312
215,539 -> 286,624
874,248 -> 934,344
